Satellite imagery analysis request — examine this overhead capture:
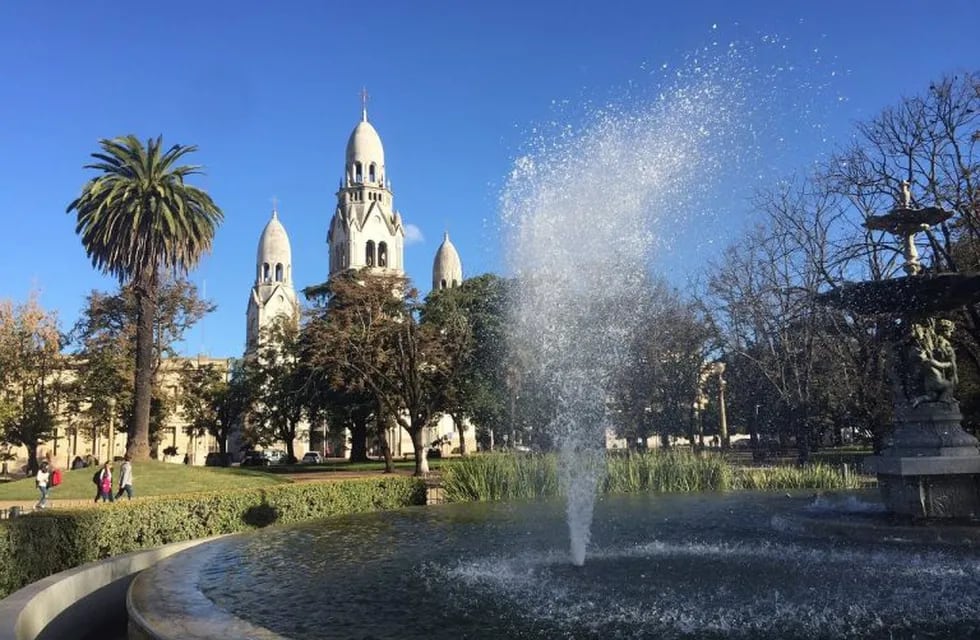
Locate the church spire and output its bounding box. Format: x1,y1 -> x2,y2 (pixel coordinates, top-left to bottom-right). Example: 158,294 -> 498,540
360,87 -> 369,122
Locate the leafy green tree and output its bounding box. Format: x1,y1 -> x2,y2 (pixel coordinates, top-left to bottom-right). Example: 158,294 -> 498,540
179,359 -> 252,454
423,274 -> 511,454
68,279 -> 213,456
0,295 -> 64,473
66,135 -> 223,460
246,319 -> 306,463
304,271 -> 469,476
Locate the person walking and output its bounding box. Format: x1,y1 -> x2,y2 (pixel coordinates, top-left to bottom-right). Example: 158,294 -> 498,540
35,462 -> 50,510
115,455 -> 134,500
94,461 -> 114,503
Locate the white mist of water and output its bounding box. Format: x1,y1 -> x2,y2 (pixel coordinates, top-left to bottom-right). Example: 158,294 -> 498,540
499,40 -> 823,565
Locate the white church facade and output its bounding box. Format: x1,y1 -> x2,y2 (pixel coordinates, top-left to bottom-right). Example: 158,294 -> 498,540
246,101 -> 474,460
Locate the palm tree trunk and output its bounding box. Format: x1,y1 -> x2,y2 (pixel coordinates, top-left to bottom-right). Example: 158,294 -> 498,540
127,278 -> 156,461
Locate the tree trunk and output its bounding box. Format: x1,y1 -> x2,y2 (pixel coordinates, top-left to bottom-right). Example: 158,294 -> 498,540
127,277 -> 156,461
377,424 -> 394,473
26,445 -> 39,477
284,430 -> 295,464
349,418 -> 369,463
411,425 -> 430,476
452,413 -> 467,456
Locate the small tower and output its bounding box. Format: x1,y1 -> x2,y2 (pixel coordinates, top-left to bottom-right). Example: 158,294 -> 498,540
246,208 -> 300,353
432,231 -> 463,291
327,94 -> 405,278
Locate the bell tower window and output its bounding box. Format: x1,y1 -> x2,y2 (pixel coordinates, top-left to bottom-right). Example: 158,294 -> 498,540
378,242 -> 388,267
275,263 -> 284,282
441,279 -> 447,290
369,163 -> 377,182
365,241 -> 376,267
263,263 -> 270,282
354,162 -> 363,183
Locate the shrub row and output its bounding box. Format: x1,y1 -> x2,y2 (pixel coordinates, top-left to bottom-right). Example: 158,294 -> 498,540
441,451 -> 865,502
0,477 -> 425,599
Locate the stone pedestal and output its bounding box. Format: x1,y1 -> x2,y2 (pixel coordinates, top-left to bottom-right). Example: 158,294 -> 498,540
864,402 -> 980,519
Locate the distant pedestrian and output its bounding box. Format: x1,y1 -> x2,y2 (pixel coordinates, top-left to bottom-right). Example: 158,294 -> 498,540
94,461 -> 114,503
71,456 -> 85,470
35,462 -> 50,509
115,455 -> 134,500
183,453 -> 190,465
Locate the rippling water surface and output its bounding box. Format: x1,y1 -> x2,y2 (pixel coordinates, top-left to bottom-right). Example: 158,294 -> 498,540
194,492 -> 980,639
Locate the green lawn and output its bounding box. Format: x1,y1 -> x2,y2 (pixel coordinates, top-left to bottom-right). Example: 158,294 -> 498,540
0,460 -> 290,501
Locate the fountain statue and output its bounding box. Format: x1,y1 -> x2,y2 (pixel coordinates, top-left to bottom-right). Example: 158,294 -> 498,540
817,181 -> 980,518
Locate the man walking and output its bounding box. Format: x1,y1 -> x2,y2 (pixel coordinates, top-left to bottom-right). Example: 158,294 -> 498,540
115,455 -> 134,500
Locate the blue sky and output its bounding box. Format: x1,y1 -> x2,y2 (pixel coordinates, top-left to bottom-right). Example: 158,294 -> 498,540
1,0 -> 977,357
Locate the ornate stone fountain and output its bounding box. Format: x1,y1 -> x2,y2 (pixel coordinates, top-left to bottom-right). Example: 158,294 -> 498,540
817,181 -> 980,518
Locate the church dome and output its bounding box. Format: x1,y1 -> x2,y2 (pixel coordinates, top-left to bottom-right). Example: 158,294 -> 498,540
345,119 -> 385,173
256,210 -> 292,285
432,232 -> 463,291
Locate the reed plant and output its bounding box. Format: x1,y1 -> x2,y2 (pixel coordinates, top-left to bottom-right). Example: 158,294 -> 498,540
441,451 -> 864,502
604,450 -> 731,493
440,453 -> 558,502
733,463 -> 864,490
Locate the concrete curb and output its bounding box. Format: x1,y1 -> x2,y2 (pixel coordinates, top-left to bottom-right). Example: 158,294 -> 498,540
0,537 -> 221,640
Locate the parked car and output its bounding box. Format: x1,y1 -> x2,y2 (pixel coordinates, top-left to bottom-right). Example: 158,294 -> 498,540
205,452 -> 233,467
241,451 -> 271,467
302,452 -> 324,464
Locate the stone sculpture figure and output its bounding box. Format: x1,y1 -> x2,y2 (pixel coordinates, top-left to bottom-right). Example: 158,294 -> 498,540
909,318 -> 956,406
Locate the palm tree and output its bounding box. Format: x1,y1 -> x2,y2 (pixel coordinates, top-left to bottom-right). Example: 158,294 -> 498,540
67,135 -> 223,460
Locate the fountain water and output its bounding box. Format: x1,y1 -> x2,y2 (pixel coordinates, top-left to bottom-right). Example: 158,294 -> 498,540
499,42 -> 797,565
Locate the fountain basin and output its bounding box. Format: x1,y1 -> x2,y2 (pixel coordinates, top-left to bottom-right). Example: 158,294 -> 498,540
815,273 -> 980,315
128,491 -> 980,639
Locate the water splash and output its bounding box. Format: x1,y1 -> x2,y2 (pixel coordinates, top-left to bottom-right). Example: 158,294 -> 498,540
500,44 -> 783,566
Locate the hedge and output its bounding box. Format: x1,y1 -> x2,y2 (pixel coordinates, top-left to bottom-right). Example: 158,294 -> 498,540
0,476 -> 426,599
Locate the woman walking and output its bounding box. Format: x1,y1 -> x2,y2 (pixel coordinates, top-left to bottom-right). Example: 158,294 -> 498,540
94,461 -> 114,503
35,462 -> 50,509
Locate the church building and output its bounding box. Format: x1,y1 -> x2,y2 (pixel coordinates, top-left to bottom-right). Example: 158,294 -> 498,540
245,99 -> 474,459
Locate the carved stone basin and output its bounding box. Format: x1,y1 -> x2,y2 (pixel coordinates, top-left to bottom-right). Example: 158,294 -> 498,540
864,206 -> 952,235
815,273 -> 980,316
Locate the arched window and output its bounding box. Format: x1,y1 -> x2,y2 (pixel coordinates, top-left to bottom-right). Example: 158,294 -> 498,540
354,162 -> 363,183
441,279 -> 447,290
365,241 -> 375,267
275,263 -> 284,282
369,163 -> 376,182
452,279 -> 459,288
378,242 -> 388,267
263,263 -> 270,282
